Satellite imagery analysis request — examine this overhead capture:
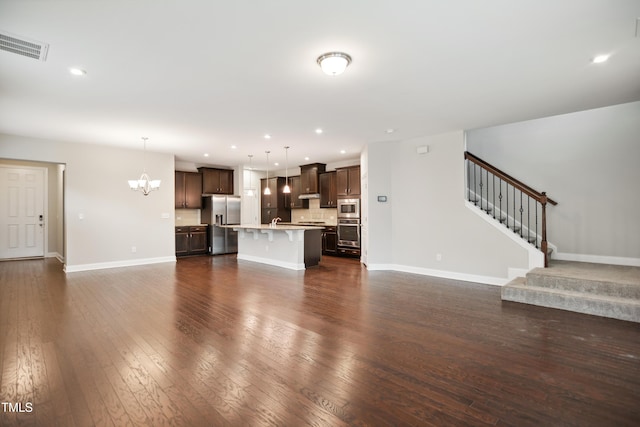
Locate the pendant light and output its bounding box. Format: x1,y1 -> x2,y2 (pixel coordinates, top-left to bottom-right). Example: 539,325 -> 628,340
263,151 -> 271,196
283,146 -> 291,194
128,137 -> 161,196
247,154 -> 254,197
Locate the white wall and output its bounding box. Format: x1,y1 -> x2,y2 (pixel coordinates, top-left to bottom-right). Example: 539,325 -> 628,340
364,131 -> 530,284
467,101 -> 640,265
0,133 -> 176,271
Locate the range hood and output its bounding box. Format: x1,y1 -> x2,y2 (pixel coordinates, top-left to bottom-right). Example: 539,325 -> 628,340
298,193 -> 320,200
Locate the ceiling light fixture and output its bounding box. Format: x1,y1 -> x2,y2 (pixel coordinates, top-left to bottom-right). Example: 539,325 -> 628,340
283,146 -> 291,194
315,128 -> 323,134
592,54 -> 610,64
264,134 -> 272,140
340,149 -> 346,154
69,68 -> 86,76
317,52 -> 352,76
128,137 -> 161,196
247,154 -> 254,197
264,151 -> 271,195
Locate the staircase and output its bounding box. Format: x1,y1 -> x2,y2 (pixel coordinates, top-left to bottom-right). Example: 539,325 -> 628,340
464,151 -> 557,266
502,261 -> 640,323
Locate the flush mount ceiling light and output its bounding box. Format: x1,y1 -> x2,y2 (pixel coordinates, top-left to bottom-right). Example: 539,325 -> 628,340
317,52 -> 352,76
69,67 -> 86,76
592,54 -> 610,64
128,137 -> 161,196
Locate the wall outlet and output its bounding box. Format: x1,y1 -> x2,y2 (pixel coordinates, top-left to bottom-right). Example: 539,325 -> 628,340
436,253 -> 442,261
131,246 -> 137,253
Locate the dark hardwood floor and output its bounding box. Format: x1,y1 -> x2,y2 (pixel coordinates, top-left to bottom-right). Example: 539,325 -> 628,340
0,255 -> 638,426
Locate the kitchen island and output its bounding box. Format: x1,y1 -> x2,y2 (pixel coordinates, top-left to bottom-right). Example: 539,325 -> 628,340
222,224 -> 323,270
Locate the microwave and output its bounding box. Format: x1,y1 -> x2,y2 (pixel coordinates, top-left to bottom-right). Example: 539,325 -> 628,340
337,198 -> 360,218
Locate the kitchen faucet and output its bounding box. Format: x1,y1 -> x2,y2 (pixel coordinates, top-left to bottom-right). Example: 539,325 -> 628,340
270,217 -> 282,228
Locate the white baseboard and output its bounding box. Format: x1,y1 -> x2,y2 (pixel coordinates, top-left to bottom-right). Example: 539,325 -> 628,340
46,252 -> 64,263
64,256 -> 176,273
364,263 -> 508,286
553,252 -> 640,267
363,263 -> 395,271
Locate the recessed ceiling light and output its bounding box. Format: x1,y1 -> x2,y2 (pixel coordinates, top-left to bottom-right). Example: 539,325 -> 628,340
592,54 -> 610,64
204,153 -> 209,157
231,145 -> 237,149
264,134 -> 272,139
386,128 -> 396,134
304,156 -> 310,161
340,150 -> 346,154
274,162 -> 279,166
69,68 -> 86,76
315,128 -> 323,134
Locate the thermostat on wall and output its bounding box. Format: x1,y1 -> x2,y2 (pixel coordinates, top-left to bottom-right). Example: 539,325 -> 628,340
377,195 -> 387,202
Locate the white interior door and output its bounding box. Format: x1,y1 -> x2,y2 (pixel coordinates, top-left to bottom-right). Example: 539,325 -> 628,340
0,166 -> 45,259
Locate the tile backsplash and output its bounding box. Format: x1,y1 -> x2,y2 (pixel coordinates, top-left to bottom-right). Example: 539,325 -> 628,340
175,209 -> 202,226
291,199 -> 337,225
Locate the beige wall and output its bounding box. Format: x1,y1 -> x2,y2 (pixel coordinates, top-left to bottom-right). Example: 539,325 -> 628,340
467,101 -> 640,264
364,130 -> 530,283
0,133 -> 176,271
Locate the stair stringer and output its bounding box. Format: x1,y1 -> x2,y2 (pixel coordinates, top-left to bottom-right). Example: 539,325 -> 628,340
465,200 -> 544,278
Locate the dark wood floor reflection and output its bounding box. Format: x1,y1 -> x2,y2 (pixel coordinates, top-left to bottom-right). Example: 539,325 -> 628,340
1,256 -> 639,426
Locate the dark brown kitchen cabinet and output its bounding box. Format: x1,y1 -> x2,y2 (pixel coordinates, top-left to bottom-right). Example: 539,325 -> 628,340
176,226 -> 208,257
322,226 -> 337,255
336,166 -> 360,197
175,171 -> 202,209
300,163 -> 326,194
260,177 -> 291,223
319,171 -> 337,208
288,175 -> 308,209
261,207 -> 291,224
198,167 -> 234,194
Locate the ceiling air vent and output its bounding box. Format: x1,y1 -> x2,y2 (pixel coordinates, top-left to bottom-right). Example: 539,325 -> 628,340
0,31 -> 49,61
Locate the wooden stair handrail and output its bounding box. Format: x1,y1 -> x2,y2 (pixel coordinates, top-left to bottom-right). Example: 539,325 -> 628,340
464,152 -> 557,206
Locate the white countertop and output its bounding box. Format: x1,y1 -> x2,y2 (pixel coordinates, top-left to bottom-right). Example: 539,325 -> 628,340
221,224 -> 324,230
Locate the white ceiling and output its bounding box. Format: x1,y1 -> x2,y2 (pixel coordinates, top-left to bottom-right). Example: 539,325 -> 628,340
1,1 -> 639,170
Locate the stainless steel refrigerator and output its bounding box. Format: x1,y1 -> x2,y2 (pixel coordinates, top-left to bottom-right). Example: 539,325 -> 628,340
202,195 -> 241,255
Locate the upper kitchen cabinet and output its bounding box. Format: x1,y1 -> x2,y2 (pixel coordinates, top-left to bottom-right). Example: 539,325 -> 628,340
336,166 -> 360,197
175,171 -> 203,209
319,171 -> 337,208
198,167 -> 234,194
300,163 -> 326,194
260,177 -> 291,223
288,175 -> 308,209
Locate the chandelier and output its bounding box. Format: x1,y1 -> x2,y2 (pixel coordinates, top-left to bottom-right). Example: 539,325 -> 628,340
128,137 -> 161,196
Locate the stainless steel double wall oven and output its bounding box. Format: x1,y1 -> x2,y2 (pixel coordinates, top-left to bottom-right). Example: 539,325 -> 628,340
337,198 -> 360,255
